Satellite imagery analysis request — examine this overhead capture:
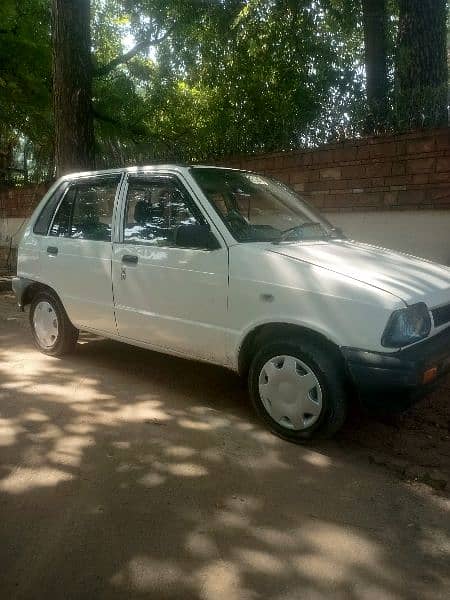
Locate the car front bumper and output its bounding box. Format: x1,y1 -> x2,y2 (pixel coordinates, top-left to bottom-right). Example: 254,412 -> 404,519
342,327 -> 450,410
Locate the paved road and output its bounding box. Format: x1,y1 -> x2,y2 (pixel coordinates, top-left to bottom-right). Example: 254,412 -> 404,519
0,294 -> 449,599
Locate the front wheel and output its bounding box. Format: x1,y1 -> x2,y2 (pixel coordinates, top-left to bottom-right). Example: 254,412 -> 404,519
29,290 -> 79,356
248,338 -> 348,442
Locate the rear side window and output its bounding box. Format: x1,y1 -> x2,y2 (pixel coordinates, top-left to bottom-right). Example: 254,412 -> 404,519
33,185 -> 67,235
50,188 -> 75,237
49,176 -> 121,241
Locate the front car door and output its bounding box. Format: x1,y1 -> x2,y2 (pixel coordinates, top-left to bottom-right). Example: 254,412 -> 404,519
39,173 -> 123,333
111,171 -> 230,365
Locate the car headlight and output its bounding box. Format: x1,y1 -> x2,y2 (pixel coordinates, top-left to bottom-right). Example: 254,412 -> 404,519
382,302 -> 431,348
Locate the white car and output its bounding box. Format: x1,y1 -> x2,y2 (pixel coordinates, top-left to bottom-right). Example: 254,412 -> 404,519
13,165 -> 450,442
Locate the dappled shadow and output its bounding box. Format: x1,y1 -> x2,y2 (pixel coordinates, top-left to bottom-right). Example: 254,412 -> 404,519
0,310 -> 449,598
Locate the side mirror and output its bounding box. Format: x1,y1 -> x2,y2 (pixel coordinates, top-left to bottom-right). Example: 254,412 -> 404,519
174,223 -> 220,250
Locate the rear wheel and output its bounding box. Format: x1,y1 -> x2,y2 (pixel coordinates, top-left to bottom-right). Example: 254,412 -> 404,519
248,338 -> 347,442
29,290 -> 78,356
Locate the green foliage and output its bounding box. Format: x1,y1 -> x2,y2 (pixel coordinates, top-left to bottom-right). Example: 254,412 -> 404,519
0,0 -> 53,181
0,0 -> 448,182
94,0 -> 367,161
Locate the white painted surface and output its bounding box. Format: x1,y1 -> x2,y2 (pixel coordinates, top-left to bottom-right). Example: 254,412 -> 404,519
16,166 -> 450,371
228,241 -> 404,361
112,242 -> 230,363
326,210 -> 450,266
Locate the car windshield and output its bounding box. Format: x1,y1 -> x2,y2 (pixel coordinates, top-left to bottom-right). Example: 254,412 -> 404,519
190,167 -> 341,243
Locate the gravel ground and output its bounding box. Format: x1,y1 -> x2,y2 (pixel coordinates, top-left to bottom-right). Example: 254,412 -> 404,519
0,292 -> 449,599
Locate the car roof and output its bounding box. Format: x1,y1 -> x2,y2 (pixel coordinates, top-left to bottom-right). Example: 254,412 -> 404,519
61,164 -> 243,181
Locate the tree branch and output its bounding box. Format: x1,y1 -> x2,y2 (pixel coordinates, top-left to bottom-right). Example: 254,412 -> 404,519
94,28 -> 172,77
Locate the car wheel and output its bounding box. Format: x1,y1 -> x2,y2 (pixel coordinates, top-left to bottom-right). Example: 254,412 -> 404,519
29,290 -> 79,356
248,338 -> 347,442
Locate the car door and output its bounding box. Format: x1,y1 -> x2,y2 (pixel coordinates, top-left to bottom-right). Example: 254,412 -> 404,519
39,173 -> 123,333
111,172 -> 230,364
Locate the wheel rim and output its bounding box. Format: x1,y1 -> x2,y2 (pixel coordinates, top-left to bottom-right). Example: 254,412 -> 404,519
258,355 -> 323,431
33,301 -> 59,349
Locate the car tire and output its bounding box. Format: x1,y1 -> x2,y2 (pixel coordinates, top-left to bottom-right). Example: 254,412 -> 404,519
248,338 -> 347,442
29,290 -> 79,356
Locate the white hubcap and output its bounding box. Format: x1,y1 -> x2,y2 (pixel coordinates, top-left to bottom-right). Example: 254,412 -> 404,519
33,301 -> 59,349
258,355 -> 323,431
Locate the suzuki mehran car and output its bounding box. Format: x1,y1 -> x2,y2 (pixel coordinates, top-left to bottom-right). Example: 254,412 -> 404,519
13,165 -> 450,442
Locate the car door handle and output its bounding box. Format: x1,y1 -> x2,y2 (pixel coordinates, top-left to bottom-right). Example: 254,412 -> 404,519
47,246 -> 58,256
122,254 -> 138,264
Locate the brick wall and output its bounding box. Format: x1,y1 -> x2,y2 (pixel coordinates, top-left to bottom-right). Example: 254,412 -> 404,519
221,127 -> 450,213
0,183 -> 49,219
1,128 -> 450,219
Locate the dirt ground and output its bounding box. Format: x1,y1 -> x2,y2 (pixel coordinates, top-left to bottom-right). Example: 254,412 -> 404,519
0,292 -> 449,599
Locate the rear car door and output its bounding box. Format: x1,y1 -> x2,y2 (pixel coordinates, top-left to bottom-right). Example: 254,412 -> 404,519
38,173 -> 123,333
111,172 -> 230,364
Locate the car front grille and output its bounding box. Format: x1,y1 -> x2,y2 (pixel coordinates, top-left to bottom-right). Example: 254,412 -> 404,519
432,302 -> 450,328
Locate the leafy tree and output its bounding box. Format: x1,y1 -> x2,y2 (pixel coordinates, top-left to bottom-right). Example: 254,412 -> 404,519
0,0 -> 52,181
0,0 -> 448,182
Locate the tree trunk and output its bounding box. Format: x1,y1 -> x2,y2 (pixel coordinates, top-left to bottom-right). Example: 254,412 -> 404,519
362,0 -> 389,131
52,0 -> 95,177
396,0 -> 448,128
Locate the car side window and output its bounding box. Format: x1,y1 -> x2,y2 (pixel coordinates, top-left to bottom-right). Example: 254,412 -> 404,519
33,184 -> 67,235
50,176 -> 120,241
49,187 -> 75,237
124,177 -> 202,246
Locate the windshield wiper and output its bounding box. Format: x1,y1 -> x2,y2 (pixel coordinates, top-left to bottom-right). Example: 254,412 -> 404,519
273,222 -> 327,244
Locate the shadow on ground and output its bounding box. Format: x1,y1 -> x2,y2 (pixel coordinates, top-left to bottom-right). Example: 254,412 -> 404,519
0,302 -> 449,599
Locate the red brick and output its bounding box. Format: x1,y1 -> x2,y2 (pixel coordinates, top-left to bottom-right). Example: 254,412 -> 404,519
290,171 -> 309,184
327,179 -> 349,190
384,191 -> 399,207
307,169 -> 320,182
271,156 -> 284,170
302,153 -> 313,167
407,158 -> 435,174
341,165 -> 364,179
385,175 -> 409,187
353,193 -> 383,207
396,140 -> 407,155
356,145 -> 370,160
334,146 -> 357,162
429,172 -> 450,183
391,162 -> 405,176
312,149 -> 334,165
436,157 -> 450,172
304,180 -> 333,192
370,142 -> 397,158
412,174 -> 429,185
432,195 -> 450,207
348,179 -> 368,189
365,163 -> 391,177
429,189 -> 450,203
435,132 -> 450,149
406,137 -> 435,154
322,195 -> 349,209
282,154 -> 302,169
397,190 -> 425,205
320,167 -> 341,180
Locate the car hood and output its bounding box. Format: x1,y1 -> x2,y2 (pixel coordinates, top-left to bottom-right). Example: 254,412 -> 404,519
269,239 -> 450,307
